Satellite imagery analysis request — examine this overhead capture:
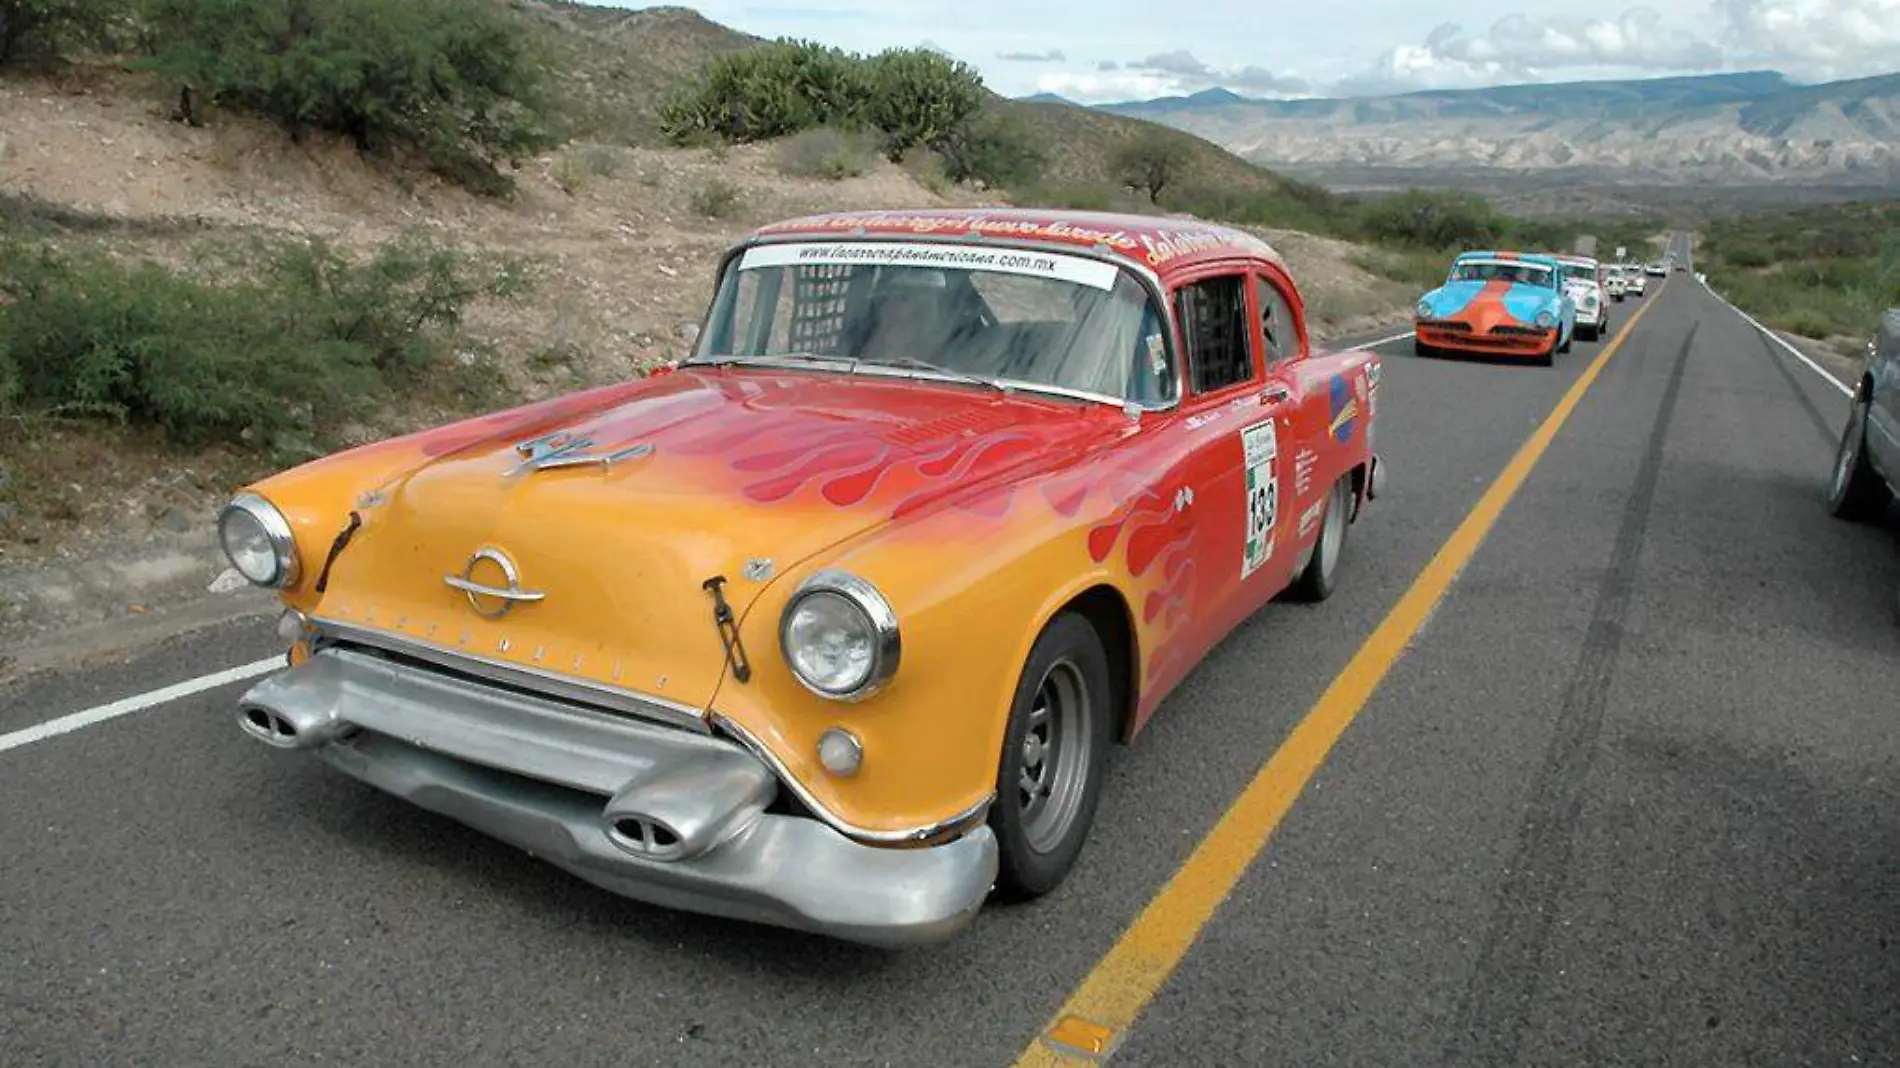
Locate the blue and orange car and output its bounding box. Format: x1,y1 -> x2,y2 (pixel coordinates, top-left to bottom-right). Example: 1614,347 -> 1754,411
1414,251 -> 1576,366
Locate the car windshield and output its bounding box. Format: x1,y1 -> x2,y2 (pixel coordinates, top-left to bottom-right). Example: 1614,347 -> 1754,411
690,241 -> 1174,405
1450,260 -> 1554,288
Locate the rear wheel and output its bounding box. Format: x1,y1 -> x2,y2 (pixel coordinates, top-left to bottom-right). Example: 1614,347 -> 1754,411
1828,388 -> 1891,521
989,612 -> 1114,900
1288,476 -> 1353,602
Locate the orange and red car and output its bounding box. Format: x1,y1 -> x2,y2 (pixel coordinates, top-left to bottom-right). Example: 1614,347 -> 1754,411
1414,250 -> 1578,366
217,208 -> 1383,946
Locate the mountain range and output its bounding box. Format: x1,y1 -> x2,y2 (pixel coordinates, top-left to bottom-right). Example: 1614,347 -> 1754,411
1068,70 -> 1900,190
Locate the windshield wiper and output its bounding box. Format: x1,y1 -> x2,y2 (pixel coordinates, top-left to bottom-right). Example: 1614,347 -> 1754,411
686,351 -> 851,370
864,356 -> 1007,393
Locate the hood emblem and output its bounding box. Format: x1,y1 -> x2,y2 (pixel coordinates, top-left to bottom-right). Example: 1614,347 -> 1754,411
742,558 -> 776,582
444,547 -> 546,619
511,431 -> 653,476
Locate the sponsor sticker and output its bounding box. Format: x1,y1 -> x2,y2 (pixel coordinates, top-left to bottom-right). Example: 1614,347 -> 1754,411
1298,499 -> 1324,538
738,241 -> 1120,291
1294,447 -> 1319,498
1328,375 -> 1359,444
1242,420 -> 1279,578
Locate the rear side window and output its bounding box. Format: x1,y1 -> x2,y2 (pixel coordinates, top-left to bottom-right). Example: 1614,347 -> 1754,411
1254,275 -> 1299,367
1174,274 -> 1256,394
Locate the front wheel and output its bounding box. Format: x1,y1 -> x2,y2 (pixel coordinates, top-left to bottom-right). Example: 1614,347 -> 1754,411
989,612 -> 1114,900
1828,389 -> 1891,521
1288,475 -> 1353,602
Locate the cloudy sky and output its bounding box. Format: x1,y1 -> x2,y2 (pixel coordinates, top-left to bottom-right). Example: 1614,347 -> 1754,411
642,0 -> 1900,101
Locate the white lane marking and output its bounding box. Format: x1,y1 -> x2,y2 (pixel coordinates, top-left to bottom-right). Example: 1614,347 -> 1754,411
1362,330 -> 1417,349
1702,278 -> 1854,398
0,657 -> 281,756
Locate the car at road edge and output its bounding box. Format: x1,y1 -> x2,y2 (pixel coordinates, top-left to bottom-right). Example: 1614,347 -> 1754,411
213,207 -> 1386,948
1827,309 -> 1900,535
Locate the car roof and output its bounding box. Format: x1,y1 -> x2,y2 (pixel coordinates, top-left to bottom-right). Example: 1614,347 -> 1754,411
1455,250 -> 1561,269
739,208 -> 1290,280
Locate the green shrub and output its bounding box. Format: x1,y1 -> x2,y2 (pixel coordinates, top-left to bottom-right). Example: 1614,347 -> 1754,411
933,112 -> 1044,189
1011,182 -> 1127,213
0,234 -> 526,448
140,0 -> 556,196
860,48 -> 984,161
688,178 -> 743,219
661,39 -> 990,172
776,126 -> 874,181
551,143 -> 624,194
1352,248 -> 1455,291
0,0 -> 119,67
658,39 -> 869,145
1111,130 -> 1190,204
1354,189 -> 1504,250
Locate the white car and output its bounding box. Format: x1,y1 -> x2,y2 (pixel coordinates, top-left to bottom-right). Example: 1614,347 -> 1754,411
1604,268 -> 1629,302
1646,262 -> 1667,277
1623,264 -> 1648,296
1553,254 -> 1610,340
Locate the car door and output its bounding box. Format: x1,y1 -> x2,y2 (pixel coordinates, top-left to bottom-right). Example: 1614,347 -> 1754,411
1248,266 -> 1314,604
1164,265 -> 1285,647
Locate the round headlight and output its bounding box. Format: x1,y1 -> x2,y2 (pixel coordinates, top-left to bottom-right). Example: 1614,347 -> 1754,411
780,570 -> 900,701
218,492 -> 299,588
1415,300 -> 1433,319
1536,310 -> 1556,328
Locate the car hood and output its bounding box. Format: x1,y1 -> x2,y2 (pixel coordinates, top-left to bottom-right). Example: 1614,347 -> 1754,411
1421,279 -> 1558,328
307,367 -> 1112,715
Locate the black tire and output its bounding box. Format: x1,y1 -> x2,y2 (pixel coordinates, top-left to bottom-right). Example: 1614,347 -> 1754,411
989,612 -> 1114,900
1580,322 -> 1599,342
1827,388 -> 1891,521
1559,327 -> 1573,354
1537,341 -> 1556,367
1288,475 -> 1353,602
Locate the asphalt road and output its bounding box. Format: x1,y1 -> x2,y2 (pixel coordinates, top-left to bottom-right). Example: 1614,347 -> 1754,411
4,244 -> 1897,1068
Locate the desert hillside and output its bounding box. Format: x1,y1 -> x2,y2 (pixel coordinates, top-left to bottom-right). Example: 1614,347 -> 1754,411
0,37 -> 1418,651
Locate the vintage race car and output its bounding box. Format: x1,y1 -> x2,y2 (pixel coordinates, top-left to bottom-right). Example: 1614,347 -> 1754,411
219,208 -> 1384,947
1605,268 -> 1629,302
1552,254 -> 1610,340
1413,250 -> 1575,366
1623,264 -> 1648,297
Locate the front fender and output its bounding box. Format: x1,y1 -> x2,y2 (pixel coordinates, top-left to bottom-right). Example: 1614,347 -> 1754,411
709,470 -> 1150,843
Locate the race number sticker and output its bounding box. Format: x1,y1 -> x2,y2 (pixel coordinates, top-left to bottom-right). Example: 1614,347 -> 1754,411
1242,420 -> 1278,578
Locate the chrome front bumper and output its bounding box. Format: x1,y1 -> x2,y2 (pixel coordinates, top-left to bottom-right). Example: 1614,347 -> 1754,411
235,647 -> 997,947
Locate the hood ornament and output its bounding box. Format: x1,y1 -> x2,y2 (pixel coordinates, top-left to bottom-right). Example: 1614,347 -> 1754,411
511,431 -> 653,476
444,547 -> 545,619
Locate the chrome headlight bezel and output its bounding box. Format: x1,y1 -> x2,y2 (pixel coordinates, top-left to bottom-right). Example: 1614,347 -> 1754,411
1415,299 -> 1434,320
1535,310 -> 1557,329
217,492 -> 300,589
779,568 -> 901,702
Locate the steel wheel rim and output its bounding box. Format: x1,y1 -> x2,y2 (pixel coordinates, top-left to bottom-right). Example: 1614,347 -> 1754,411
1018,658 -> 1092,854
1835,397 -> 1866,498
1319,480 -> 1347,578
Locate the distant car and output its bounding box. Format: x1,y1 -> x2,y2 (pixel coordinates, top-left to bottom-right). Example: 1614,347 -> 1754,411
1827,309 -> 1900,526
1604,267 -> 1629,302
1414,250 -> 1575,367
1623,264 -> 1648,296
1645,262 -> 1667,277
1552,254 -> 1610,340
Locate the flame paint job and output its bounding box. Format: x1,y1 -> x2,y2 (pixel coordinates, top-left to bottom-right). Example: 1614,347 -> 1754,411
236,208 -> 1381,840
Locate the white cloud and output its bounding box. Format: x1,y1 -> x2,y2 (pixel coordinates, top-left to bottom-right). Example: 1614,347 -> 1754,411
1348,0 -> 1899,93
1717,0 -> 1900,79
997,48 -> 1066,62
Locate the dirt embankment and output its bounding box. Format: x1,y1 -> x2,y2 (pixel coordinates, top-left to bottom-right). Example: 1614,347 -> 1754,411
0,77 -> 1418,672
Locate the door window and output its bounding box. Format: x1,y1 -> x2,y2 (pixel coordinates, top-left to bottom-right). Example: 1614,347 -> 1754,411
1174,274 -> 1258,395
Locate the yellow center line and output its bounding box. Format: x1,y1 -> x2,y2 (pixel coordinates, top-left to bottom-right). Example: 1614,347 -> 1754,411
1013,283 -> 1672,1067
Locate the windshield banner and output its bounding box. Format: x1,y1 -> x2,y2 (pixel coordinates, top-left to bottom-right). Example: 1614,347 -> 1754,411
738,241 -> 1121,291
